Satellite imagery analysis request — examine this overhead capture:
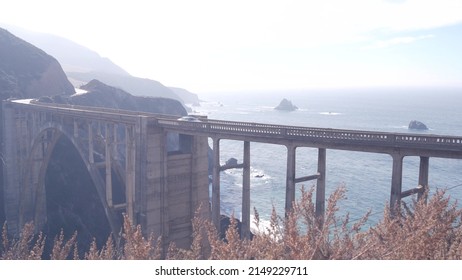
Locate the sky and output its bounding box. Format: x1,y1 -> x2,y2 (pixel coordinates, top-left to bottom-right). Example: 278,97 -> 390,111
1,0 -> 462,93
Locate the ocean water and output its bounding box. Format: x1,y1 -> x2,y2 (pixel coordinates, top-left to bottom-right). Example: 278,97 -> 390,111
192,87 -> 462,226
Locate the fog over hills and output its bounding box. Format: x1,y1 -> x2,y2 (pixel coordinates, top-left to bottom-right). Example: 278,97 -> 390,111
2,24 -> 199,104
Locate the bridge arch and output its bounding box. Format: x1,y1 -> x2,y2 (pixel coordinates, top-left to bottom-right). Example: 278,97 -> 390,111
20,123 -> 120,240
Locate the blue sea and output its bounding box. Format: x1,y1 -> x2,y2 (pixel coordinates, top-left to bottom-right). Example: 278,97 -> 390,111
192,87 -> 462,227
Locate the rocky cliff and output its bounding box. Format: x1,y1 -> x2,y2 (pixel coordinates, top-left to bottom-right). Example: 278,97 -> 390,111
0,27 -> 75,100
39,79 -> 188,116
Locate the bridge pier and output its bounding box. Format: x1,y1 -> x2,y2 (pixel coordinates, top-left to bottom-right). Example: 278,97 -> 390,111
390,153 -> 404,213
105,123 -> 113,208
390,154 -> 430,214
418,156 -> 429,201
285,145 -> 296,213
211,139 -> 251,239
241,141 -> 251,239
287,147 -> 327,220
212,138 -> 221,230
316,148 -> 326,220
125,125 -> 136,223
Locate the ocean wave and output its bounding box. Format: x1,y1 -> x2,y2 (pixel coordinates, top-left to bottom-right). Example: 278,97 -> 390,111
319,111 -> 342,115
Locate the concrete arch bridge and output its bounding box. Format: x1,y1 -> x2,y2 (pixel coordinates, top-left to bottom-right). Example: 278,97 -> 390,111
3,99 -> 462,247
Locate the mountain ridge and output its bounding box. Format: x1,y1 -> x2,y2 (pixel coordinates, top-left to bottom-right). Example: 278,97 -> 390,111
2,24 -> 200,104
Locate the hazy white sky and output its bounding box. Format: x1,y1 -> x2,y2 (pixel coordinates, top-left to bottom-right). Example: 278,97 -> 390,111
1,0 -> 462,93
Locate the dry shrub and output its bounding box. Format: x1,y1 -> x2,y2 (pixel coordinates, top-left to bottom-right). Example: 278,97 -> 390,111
360,189 -> 462,259
176,185 -> 462,260
50,229 -> 78,260
2,186 -> 462,260
0,222 -> 44,260
119,214 -> 162,260
205,212 -> 252,259
84,236 -> 116,260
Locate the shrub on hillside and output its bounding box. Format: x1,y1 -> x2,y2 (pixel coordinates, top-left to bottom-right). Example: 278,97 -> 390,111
1,186 -> 461,260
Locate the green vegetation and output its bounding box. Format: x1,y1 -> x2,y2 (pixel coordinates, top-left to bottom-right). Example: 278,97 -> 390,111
1,186 -> 462,260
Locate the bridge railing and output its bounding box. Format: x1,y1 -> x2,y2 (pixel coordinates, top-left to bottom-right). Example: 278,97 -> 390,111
394,134 -> 462,147
157,118 -> 462,151
7,100 -> 462,151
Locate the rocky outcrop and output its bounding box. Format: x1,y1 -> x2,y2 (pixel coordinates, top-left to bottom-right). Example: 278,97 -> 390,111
220,215 -> 254,240
408,120 -> 428,130
66,71 -> 182,101
40,79 -> 188,116
225,158 -> 238,167
275,98 -> 298,111
0,27 -> 75,100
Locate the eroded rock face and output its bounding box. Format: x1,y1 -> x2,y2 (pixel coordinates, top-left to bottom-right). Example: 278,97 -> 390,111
408,120 -> 429,130
275,98 -> 298,111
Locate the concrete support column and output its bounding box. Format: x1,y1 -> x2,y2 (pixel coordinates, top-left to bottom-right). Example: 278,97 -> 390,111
105,123 -> 113,207
212,138 -> 221,229
418,156 -> 429,201
113,124 -> 118,161
390,153 -> 404,214
125,126 -> 136,222
285,145 -> 296,213
88,122 -> 94,164
316,148 -> 326,220
241,141 -> 251,239
73,119 -> 78,138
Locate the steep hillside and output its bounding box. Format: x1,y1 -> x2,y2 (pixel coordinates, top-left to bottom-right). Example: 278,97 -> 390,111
3,25 -> 200,104
0,27 -> 75,99
3,24 -> 129,76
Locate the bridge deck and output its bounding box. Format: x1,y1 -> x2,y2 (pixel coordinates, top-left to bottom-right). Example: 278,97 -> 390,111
157,118 -> 462,158
9,100 -> 462,158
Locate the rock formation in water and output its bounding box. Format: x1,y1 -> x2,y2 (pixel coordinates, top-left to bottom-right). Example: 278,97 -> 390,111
408,120 -> 429,130
274,98 -> 298,111
224,157 -> 239,167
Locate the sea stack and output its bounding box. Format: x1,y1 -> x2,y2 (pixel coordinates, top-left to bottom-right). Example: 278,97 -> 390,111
408,120 -> 429,130
275,98 -> 298,111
